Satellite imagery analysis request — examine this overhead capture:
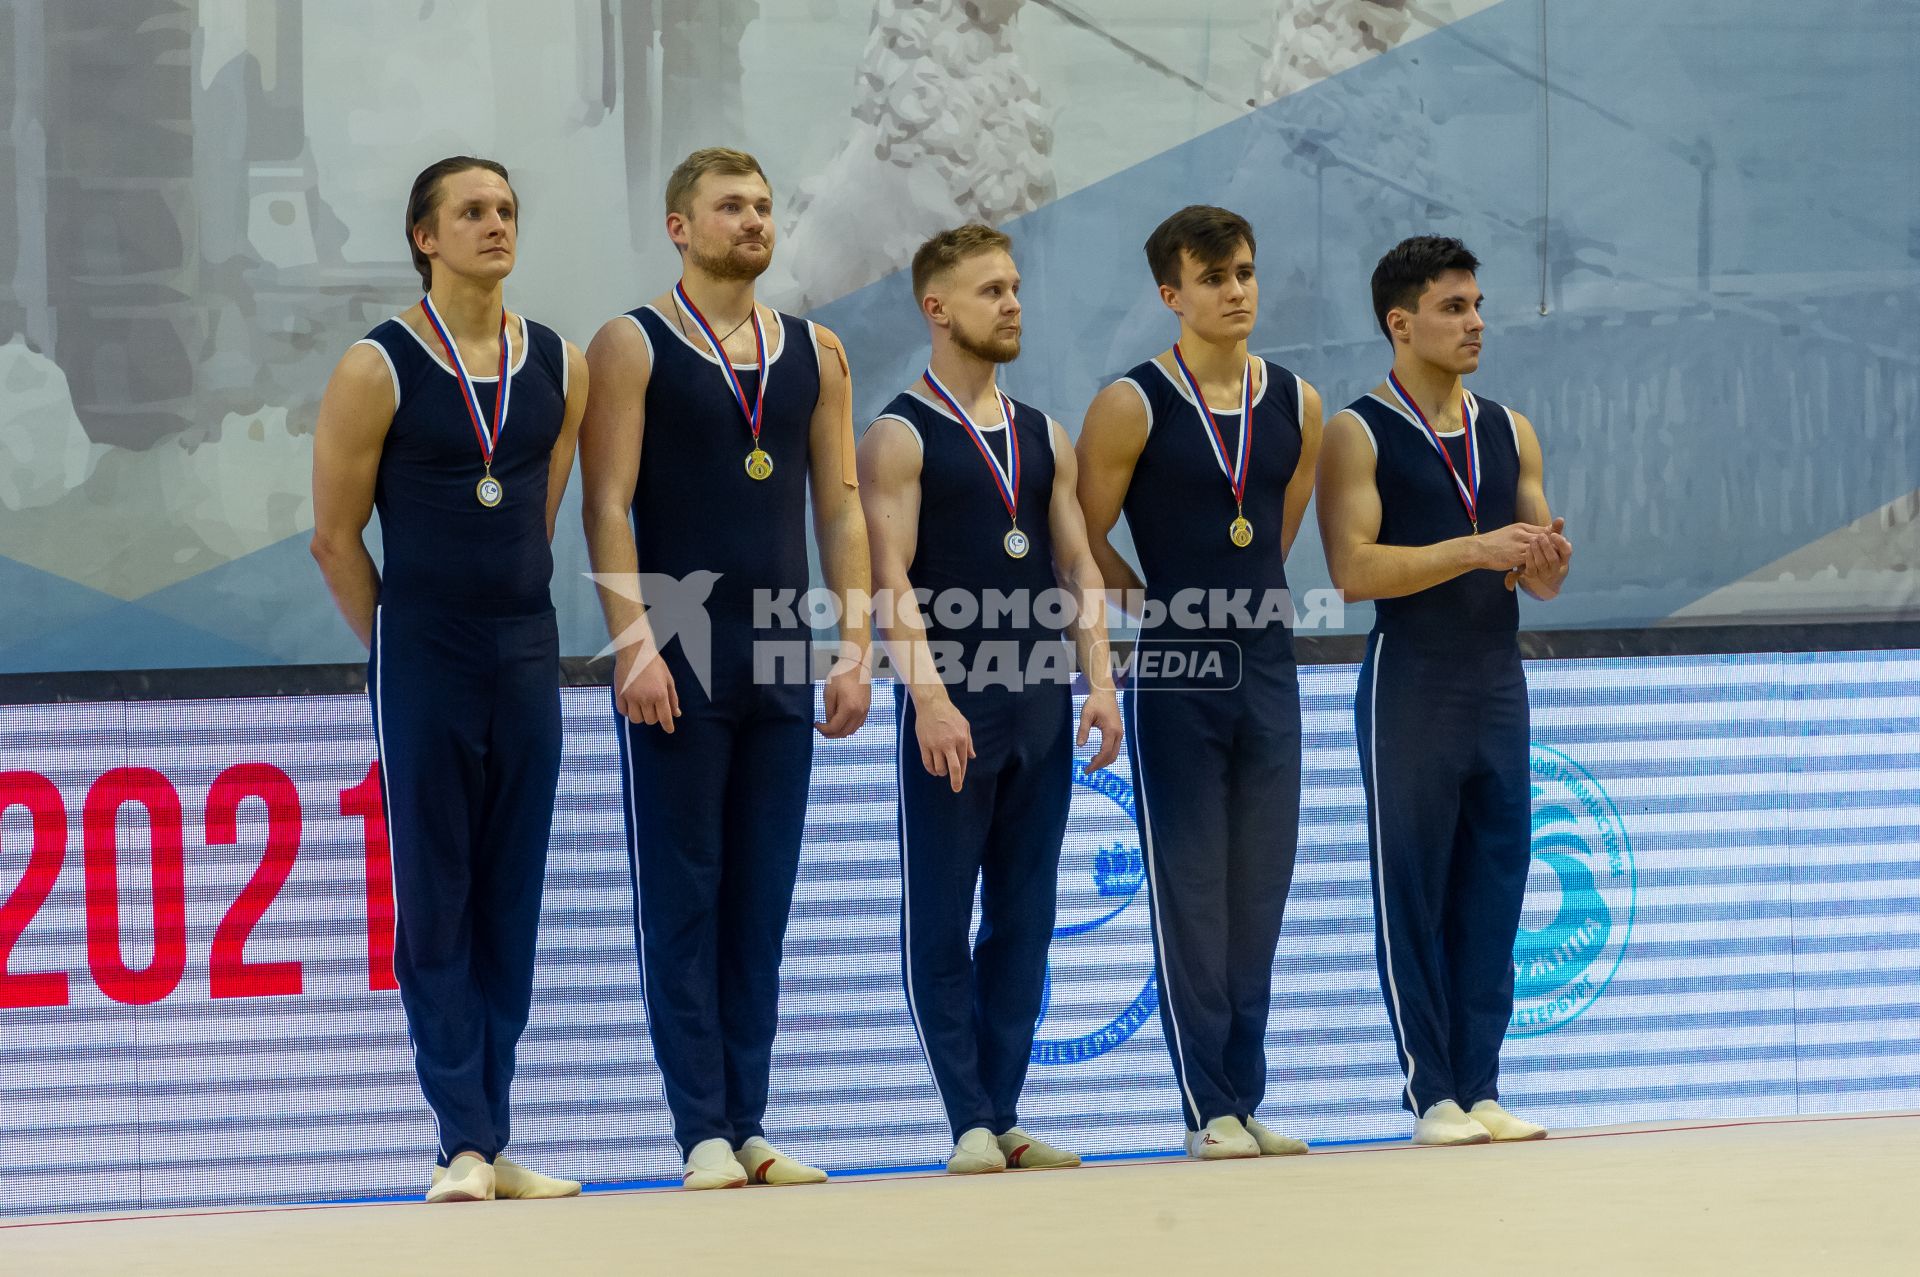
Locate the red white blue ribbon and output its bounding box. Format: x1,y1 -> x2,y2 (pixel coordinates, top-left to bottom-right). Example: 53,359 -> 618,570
1170,343 -> 1252,508
1387,371 -> 1480,529
421,295 -> 511,465
674,281 -> 767,448
923,368 -> 1020,525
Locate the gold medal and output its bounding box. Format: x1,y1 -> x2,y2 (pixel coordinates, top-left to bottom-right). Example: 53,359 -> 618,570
476,473 -> 504,508
1173,344 -> 1258,558
1004,527 -> 1030,559
677,284 -> 776,488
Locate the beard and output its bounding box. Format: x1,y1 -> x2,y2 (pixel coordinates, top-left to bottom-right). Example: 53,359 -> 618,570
688,236 -> 772,282
952,318 -> 1021,365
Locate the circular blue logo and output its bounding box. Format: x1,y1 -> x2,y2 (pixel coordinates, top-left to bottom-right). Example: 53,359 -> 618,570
1030,764 -> 1159,1065
1510,745 -> 1636,1037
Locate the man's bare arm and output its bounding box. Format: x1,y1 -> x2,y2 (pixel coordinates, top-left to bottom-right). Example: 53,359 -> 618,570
1047,421 -> 1116,698
859,417 -> 972,788
1074,381 -> 1149,615
1048,420 -> 1122,772
580,319 -> 649,641
1316,410 -> 1548,603
1508,409 -> 1571,600
1281,378 -> 1324,560
543,340 -> 590,542
581,316 -> 681,729
809,326 -> 873,664
310,344 -> 394,648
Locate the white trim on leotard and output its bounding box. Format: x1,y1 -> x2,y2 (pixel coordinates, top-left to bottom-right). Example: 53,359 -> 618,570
352,338 -> 402,409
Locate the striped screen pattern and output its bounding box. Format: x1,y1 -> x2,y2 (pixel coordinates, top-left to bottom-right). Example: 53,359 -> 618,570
0,651 -> 1915,1215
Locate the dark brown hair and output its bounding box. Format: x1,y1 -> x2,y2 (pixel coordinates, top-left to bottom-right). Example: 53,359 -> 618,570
1144,205 -> 1255,290
1370,236 -> 1481,341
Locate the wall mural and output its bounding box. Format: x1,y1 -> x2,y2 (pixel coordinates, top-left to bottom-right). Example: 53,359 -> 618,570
1,0 -> 1915,672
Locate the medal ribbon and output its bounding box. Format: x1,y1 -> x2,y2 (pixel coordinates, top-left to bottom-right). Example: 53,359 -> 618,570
923,368 -> 1020,526
421,295 -> 511,467
1387,371 -> 1480,528
1170,343 -> 1252,509
675,282 -> 767,448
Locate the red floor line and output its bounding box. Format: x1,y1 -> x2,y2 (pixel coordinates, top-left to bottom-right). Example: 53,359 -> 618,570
8,1110 -> 1916,1232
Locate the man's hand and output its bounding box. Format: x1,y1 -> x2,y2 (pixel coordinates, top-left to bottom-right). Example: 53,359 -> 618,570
916,697 -> 974,793
1077,687 -> 1123,774
817,657 -> 872,739
1505,517 -> 1572,596
616,643 -> 681,732
1474,520 -> 1555,577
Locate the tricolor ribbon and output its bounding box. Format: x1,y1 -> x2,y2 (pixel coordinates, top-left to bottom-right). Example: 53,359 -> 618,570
1170,343 -> 1252,509
421,295 -> 511,467
674,281 -> 768,448
1387,371 -> 1480,530
923,368 -> 1020,526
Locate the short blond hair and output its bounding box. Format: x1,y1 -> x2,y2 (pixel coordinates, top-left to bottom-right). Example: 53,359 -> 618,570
665,147 -> 770,218
911,223 -> 1013,300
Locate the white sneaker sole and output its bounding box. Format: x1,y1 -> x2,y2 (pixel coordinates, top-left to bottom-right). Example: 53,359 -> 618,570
493,1161 -> 582,1199
740,1158 -> 829,1186
425,1173 -> 493,1203
999,1138 -> 1079,1170
495,1180 -> 583,1199
683,1171 -> 748,1190
425,1159 -> 494,1203
947,1160 -> 1005,1175
1246,1122 -> 1310,1156
1185,1142 -> 1259,1161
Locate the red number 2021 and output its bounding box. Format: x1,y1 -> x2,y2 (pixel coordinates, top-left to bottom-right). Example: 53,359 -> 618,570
1,763 -> 329,1008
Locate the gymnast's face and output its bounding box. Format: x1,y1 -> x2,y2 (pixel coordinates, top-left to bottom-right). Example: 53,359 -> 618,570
926,248 -> 1023,364
672,171 -> 775,282
1396,269 -> 1485,375
415,167 -> 518,286
1161,243 -> 1258,345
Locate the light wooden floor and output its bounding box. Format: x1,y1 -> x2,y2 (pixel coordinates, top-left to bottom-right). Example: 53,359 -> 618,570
7,1114 -> 1916,1276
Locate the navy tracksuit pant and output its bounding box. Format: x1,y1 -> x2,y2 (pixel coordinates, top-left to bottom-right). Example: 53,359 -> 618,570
616,635 -> 815,1158
1356,630 -> 1533,1116
1126,627 -> 1302,1131
896,682 -> 1073,1142
368,603 -> 562,1165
